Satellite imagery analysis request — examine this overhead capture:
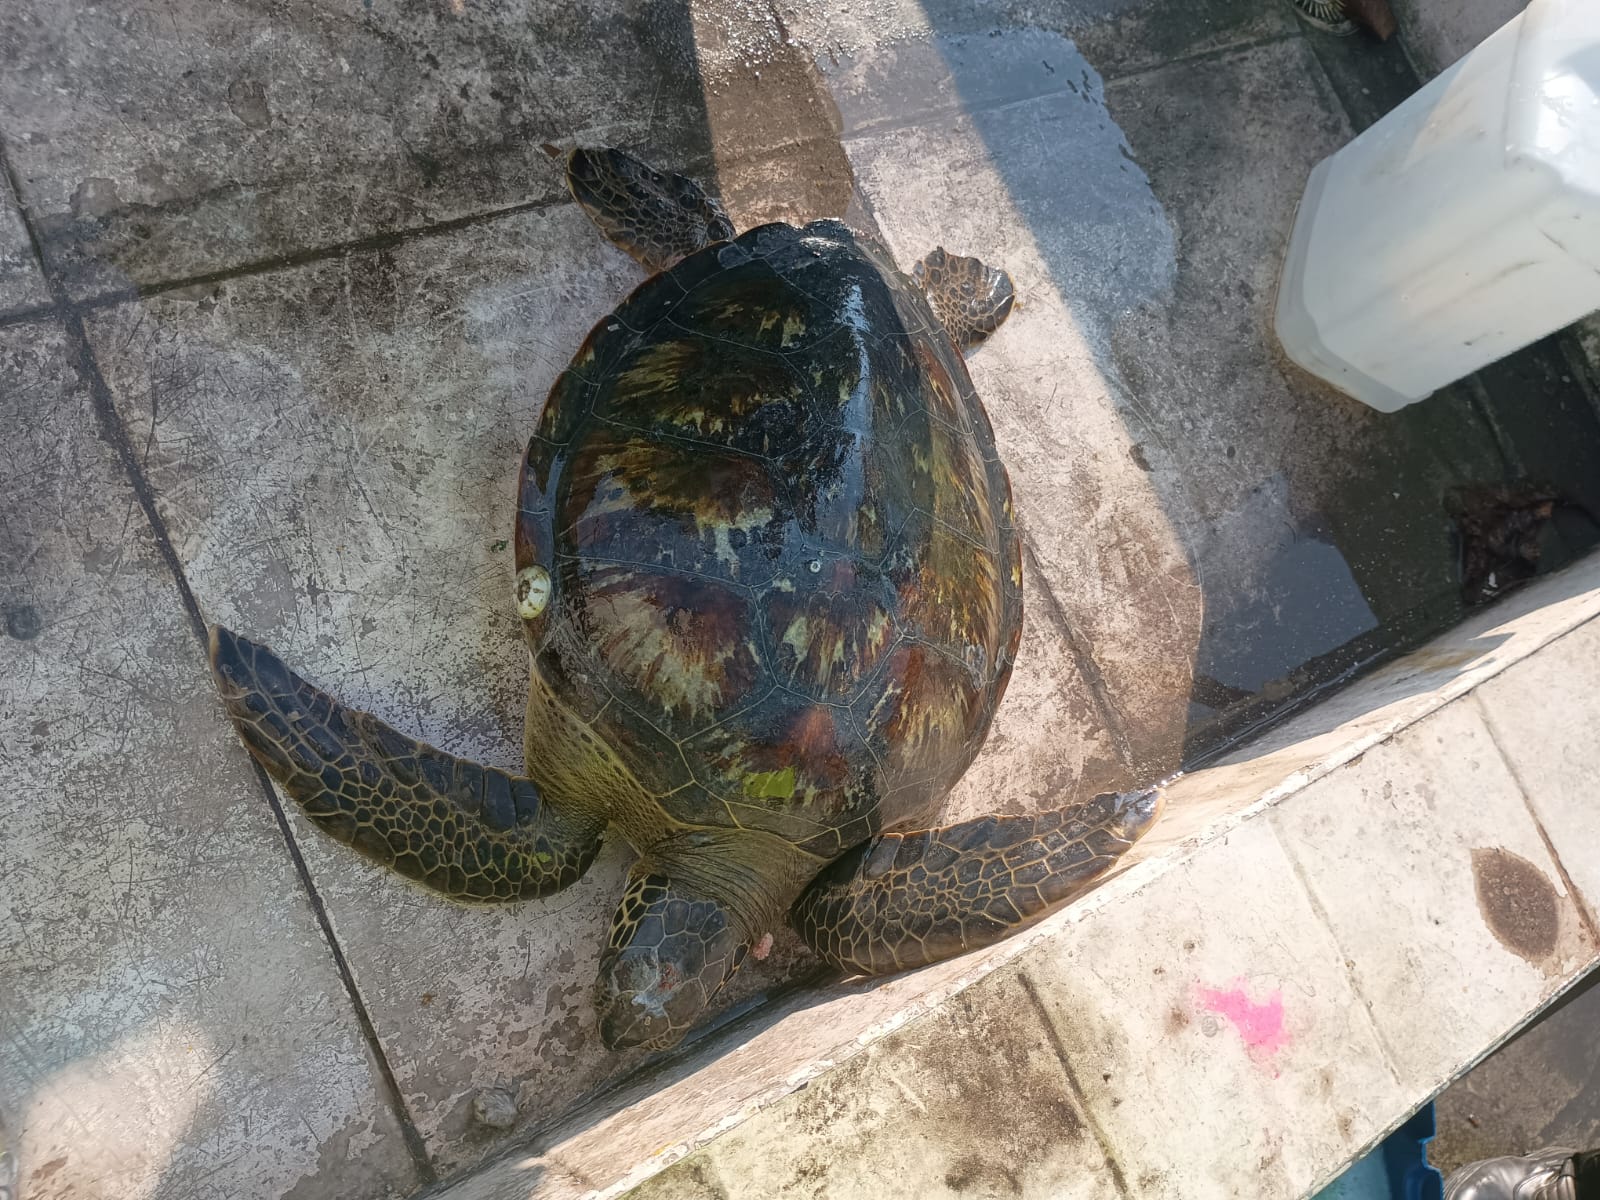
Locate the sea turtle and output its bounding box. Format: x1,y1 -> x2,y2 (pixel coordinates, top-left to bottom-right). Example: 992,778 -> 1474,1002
209,147 -> 1163,1051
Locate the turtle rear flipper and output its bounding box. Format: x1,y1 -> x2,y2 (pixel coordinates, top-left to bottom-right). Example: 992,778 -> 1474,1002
790,784 -> 1163,975
914,247 -> 1016,351
566,147 -> 735,273
209,626 -> 605,902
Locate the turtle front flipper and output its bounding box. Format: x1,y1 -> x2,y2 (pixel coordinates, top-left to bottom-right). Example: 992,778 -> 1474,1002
209,626 -> 604,902
566,147 -> 735,273
913,248 -> 1016,351
790,784 -> 1163,975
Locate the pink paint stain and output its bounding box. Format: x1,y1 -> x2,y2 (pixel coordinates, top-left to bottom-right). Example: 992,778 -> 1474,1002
1194,979 -> 1290,1060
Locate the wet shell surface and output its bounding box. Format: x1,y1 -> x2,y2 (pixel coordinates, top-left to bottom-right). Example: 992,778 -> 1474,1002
514,219 -> 1022,860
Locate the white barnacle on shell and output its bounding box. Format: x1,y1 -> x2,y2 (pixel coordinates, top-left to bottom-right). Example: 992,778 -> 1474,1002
515,565 -> 552,619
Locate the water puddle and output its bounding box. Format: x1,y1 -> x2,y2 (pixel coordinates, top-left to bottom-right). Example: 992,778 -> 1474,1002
1190,474 -> 1378,708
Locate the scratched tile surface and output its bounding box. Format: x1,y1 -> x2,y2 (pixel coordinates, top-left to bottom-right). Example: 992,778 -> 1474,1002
0,318 -> 420,1199
0,0 -> 715,298
0,169 -> 47,316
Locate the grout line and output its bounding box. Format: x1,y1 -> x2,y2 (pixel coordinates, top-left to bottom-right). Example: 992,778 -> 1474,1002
1470,688 -> 1600,944
241,757 -> 441,1184
19,30 -> 1299,311
1016,972 -> 1134,1199
51,144 -> 720,311
1391,22 -> 1428,84
1296,18 -> 1421,133
0,147 -> 51,304
1019,536 -> 1140,773
11,25 -> 1295,314
1099,29 -> 1303,88
0,300 -> 57,328
834,30 -> 1303,146
71,187 -> 579,310
711,76 -> 1153,810
0,143 -> 214,653
1554,330 -> 1600,430
1462,375 -> 1524,478
1295,30 -> 1366,134
1272,810 -> 1414,1089
0,133 -> 440,1186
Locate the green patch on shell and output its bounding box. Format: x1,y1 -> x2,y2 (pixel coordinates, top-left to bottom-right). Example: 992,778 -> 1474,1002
743,767 -> 797,801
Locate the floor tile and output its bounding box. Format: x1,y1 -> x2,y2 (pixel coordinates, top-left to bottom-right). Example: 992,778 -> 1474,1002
0,0 -> 715,296
1271,700 -> 1598,1090
631,971 -> 1123,1200
0,317 -> 419,1200
1024,817 -> 1408,1199
1472,617 -> 1600,918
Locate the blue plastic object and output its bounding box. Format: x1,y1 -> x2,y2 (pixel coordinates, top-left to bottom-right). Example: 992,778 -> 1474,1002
1312,1103 -> 1445,1200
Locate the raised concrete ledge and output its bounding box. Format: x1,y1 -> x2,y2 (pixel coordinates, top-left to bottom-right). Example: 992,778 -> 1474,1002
434,551 -> 1600,1200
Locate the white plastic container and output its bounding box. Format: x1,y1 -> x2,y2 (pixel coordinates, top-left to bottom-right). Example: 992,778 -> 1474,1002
1275,0 -> 1600,412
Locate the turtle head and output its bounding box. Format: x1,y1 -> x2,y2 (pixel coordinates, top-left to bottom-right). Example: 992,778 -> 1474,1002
594,871 -> 748,1051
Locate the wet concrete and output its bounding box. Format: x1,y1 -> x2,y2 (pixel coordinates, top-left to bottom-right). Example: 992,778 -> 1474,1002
1471,848 -> 1563,967
1432,971 -> 1600,1177
5,0 -> 1600,1193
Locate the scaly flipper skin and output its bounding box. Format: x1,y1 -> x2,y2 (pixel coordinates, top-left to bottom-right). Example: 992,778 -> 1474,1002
594,869 -> 748,1050
209,626 -> 605,901
790,785 -> 1164,975
914,247 -> 1017,351
565,146 -> 735,273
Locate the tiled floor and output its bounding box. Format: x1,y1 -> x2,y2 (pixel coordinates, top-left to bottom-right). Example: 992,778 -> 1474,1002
1430,617 -> 1600,1179
4,1 -> 1600,1196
